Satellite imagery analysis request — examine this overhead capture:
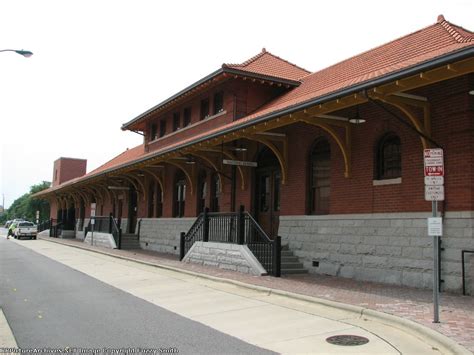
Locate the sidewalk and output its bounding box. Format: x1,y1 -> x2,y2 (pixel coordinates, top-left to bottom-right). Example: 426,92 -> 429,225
39,235 -> 474,353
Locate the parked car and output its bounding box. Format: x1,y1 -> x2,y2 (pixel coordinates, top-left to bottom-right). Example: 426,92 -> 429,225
14,221 -> 37,240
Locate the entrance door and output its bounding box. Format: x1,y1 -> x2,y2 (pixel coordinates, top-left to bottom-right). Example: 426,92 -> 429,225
255,148 -> 281,239
128,187 -> 137,233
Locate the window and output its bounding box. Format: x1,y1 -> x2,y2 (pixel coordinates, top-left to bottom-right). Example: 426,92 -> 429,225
159,119 -> 166,137
200,98 -> 210,120
150,123 -> 157,141
376,133 -> 401,180
183,107 -> 192,127
173,112 -> 180,132
213,91 -> 224,114
54,169 -> 58,181
174,172 -> 186,217
156,185 -> 163,218
309,138 -> 331,215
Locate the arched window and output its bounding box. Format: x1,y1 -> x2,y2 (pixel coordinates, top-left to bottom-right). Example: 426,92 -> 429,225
197,171 -> 207,214
174,172 -> 186,217
309,138 -> 331,215
210,173 -> 220,212
376,133 -> 401,180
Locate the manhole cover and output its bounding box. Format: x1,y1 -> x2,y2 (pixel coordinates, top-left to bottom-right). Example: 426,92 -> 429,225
326,335 -> 369,346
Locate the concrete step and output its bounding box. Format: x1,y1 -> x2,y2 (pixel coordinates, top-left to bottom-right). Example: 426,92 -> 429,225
281,268 -> 309,274
281,262 -> 305,269
281,250 -> 295,257
281,256 -> 299,263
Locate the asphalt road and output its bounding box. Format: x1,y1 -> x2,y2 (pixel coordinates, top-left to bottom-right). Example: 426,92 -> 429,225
0,234 -> 274,354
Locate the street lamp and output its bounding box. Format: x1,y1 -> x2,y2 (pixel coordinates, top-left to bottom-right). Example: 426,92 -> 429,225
0,49 -> 33,58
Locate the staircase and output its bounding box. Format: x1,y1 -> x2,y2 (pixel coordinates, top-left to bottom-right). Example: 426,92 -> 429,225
281,244 -> 308,275
120,233 -> 141,250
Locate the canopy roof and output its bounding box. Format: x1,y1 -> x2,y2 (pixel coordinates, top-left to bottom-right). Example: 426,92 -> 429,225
36,15 -> 474,197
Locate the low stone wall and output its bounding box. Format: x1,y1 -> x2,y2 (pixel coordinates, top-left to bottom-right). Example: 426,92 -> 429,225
84,231 -> 117,249
183,241 -> 267,276
279,212 -> 474,293
138,218 -> 194,254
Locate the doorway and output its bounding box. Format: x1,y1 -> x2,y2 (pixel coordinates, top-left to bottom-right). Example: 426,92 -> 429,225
255,148 -> 281,238
128,186 -> 138,233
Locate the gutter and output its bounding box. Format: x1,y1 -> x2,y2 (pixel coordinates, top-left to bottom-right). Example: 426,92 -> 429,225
41,46 -> 474,194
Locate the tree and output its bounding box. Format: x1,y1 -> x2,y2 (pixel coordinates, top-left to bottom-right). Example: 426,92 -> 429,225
0,181 -> 51,224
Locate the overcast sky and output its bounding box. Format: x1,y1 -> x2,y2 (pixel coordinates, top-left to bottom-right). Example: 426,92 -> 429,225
0,0 -> 472,208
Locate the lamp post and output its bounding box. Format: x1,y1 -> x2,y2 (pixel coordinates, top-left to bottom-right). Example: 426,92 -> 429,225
0,49 -> 33,58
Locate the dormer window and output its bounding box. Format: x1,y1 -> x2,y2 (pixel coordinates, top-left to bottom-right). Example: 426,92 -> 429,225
173,112 -> 180,131
200,98 -> 210,120
150,123 -> 158,141
159,119 -> 166,137
213,91 -> 224,114
183,107 -> 192,127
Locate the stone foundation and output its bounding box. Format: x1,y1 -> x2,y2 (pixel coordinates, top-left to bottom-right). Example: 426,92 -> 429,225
138,218 -> 194,254
279,212 -> 474,293
84,231 -> 117,249
183,241 -> 267,276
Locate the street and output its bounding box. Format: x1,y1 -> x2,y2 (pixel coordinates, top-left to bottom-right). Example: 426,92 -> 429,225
0,232 -> 273,354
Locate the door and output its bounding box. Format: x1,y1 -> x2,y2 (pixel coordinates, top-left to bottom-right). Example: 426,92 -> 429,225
128,187 -> 138,233
255,168 -> 281,239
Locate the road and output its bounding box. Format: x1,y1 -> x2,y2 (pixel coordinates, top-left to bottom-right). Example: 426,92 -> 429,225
0,229 -> 455,354
0,232 -> 273,354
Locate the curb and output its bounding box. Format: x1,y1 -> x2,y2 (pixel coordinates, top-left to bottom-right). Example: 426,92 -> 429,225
39,236 -> 471,355
0,308 -> 17,348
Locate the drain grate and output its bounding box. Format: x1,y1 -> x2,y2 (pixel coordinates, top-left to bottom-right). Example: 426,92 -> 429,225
326,335 -> 369,346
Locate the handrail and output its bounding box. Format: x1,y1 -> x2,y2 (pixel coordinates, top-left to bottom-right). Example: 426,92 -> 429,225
110,214 -> 122,249
244,212 -> 272,243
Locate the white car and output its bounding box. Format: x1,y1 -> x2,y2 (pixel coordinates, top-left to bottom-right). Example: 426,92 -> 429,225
14,221 -> 38,240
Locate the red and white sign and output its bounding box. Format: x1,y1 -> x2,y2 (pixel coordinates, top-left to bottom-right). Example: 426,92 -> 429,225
424,149 -> 444,177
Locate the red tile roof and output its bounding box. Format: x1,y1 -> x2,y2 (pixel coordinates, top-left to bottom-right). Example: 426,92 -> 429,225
35,145 -> 146,195
39,16 -> 474,194
223,48 -> 311,81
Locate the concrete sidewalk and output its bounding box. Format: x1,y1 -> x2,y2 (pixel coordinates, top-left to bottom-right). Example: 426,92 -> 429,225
6,233 -> 474,354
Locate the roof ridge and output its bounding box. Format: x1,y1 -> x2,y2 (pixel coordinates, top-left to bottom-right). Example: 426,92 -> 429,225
438,15 -> 474,43
224,48 -> 311,77
224,48 -> 268,68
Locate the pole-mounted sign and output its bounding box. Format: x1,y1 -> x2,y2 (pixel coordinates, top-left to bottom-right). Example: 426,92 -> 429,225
424,148 -> 444,324
90,203 -> 96,246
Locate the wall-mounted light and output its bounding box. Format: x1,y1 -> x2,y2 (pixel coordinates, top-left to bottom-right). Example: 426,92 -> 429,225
469,90 -> 474,96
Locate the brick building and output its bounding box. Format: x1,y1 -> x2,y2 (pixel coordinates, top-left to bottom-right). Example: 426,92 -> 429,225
36,15 -> 474,292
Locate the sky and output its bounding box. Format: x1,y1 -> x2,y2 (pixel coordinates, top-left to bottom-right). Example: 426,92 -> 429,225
0,0 -> 473,208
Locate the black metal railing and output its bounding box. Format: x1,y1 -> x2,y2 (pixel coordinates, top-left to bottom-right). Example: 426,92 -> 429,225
110,214 -> 122,249
37,219 -> 51,233
84,215 -> 122,249
49,219 -> 63,238
180,206 -> 281,276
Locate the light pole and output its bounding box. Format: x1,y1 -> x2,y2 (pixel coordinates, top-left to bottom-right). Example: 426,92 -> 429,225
0,49 -> 33,57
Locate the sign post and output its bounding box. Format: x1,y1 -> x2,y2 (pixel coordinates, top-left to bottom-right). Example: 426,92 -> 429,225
36,210 -> 40,225
424,148 -> 444,323
90,203 -> 96,246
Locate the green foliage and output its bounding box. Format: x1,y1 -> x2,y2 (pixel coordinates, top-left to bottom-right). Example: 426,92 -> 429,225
0,181 -> 51,224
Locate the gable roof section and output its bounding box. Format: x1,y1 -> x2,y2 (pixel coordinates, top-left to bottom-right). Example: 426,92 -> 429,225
223,48 -> 311,82
121,49 -> 308,132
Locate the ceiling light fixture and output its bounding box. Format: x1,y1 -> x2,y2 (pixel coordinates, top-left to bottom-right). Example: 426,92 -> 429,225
349,106 -> 366,124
